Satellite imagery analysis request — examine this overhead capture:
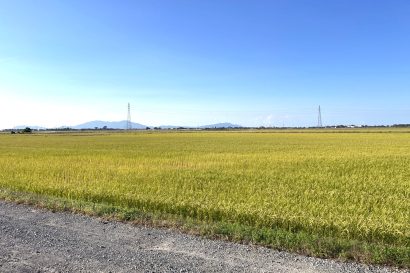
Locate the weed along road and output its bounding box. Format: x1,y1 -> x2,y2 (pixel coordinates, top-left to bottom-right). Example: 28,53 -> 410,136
0,201 -> 405,273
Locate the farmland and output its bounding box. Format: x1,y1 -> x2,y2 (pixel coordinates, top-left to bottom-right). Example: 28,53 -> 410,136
0,130 -> 409,267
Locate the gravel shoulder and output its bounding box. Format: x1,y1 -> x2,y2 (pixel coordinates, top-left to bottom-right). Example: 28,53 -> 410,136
0,200 -> 407,273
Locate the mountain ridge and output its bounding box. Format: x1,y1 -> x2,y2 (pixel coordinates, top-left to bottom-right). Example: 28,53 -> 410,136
72,120 -> 147,130
12,121 -> 243,130
199,122 -> 242,129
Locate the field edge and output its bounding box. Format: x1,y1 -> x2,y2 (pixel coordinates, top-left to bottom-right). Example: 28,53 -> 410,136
0,188 -> 408,269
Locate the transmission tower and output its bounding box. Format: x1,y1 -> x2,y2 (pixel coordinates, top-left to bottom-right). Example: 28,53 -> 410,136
126,103 -> 132,130
317,105 -> 323,128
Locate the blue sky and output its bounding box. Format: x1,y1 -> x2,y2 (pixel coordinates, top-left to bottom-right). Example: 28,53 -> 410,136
0,0 -> 409,128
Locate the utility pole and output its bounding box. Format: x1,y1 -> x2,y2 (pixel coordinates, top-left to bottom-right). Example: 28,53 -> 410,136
318,105 -> 323,128
126,103 -> 132,130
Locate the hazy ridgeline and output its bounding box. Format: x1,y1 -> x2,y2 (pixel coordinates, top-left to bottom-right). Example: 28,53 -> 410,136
0,131 -> 409,266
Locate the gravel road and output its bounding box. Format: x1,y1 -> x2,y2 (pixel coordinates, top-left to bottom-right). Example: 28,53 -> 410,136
0,201 -> 406,273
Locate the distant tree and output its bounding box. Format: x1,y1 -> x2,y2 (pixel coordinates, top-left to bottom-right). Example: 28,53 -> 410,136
23,127 -> 32,133
146,127 -> 151,130
11,130 -> 16,134
103,126 -> 108,130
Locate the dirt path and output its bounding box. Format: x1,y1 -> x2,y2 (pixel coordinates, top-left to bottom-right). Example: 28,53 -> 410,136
0,201 -> 406,273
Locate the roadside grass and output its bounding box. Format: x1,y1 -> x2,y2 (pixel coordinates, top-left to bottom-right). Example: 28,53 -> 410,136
0,130 -> 409,268
1,189 -> 408,268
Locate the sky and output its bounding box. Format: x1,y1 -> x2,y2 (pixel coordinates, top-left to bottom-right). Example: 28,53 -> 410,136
0,0 -> 409,129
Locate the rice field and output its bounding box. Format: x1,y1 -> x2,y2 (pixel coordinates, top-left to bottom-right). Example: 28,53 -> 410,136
0,130 -> 409,266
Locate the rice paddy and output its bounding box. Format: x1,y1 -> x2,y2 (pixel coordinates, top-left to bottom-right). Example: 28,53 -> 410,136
0,130 -> 409,266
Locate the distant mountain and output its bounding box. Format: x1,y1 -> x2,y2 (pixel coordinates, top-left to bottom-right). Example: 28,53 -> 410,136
199,122 -> 242,129
11,121 -> 242,130
159,125 -> 192,129
72,120 -> 147,130
13,125 -> 46,130
158,123 -> 242,129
